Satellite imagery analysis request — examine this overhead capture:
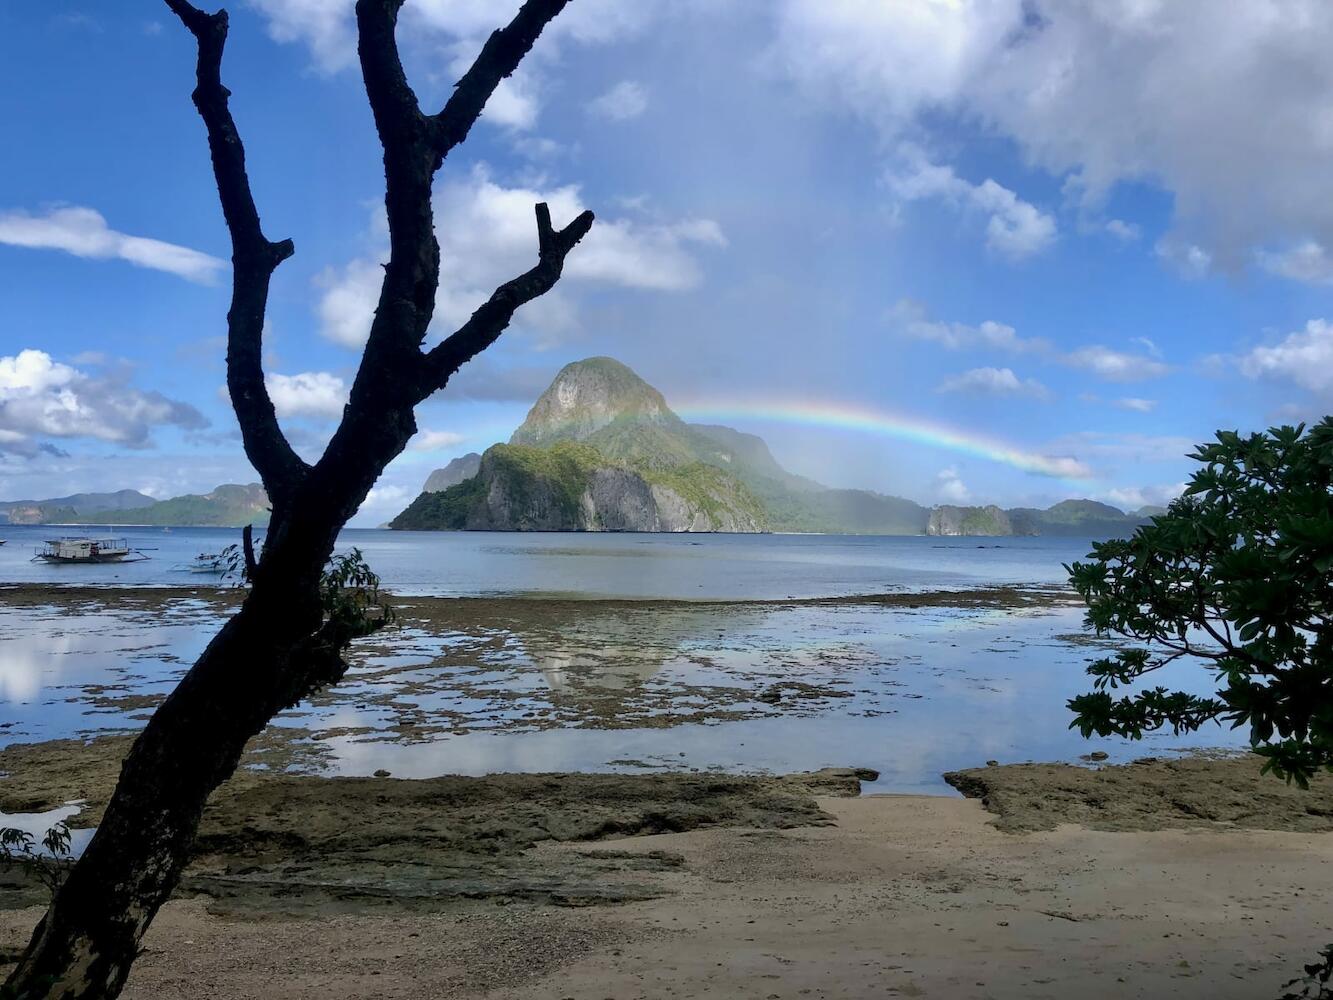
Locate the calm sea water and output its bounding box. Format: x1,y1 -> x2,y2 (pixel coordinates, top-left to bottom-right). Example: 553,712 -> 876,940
0,526 -> 1248,799
0,525 -> 1096,599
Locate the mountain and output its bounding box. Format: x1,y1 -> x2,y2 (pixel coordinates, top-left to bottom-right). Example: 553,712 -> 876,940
394,357 -> 932,533
423,453 -> 482,493
61,484 -> 270,527
928,498 -> 1150,537
394,441 -> 766,532
0,489 -> 156,525
395,356 -> 1150,538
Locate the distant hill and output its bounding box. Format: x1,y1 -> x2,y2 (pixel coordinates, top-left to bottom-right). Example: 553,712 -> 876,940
69,484 -> 269,527
395,357 -> 937,534
423,453 -> 482,493
0,489 -> 156,524
394,360 -> 770,532
396,356 -> 1150,537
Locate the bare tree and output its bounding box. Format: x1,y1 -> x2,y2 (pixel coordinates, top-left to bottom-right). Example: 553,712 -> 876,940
3,2 -> 592,997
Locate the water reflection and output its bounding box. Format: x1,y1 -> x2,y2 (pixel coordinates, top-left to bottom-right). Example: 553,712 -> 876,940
0,594 -> 1247,793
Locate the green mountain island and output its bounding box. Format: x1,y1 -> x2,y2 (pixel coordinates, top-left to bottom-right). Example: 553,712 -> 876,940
0,484 -> 270,527
390,357 -> 1158,536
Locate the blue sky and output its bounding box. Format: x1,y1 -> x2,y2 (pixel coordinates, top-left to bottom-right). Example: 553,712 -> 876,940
2,1 -> 1332,525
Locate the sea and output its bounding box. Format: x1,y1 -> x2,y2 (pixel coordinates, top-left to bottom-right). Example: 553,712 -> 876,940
0,526 -> 1245,796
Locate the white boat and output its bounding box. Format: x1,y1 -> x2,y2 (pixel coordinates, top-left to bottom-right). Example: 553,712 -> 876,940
185,553 -> 227,574
32,537 -> 147,564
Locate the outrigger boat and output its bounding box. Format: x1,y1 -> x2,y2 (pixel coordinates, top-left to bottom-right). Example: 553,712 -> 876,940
32,537 -> 148,564
184,552 -> 227,574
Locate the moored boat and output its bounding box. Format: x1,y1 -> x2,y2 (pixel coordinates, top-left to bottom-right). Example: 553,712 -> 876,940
185,552 -> 227,574
32,537 -> 147,564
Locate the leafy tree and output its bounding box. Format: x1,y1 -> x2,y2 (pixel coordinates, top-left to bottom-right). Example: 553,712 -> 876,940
1,822 -> 73,898
3,2 -> 593,997
1068,419 -> 1333,787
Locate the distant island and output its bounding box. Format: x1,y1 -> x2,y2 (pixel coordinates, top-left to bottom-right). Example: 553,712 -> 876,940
0,484 -> 270,528
390,357 -> 1160,536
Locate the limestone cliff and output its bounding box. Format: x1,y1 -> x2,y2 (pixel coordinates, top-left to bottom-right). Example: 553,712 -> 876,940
927,504 -> 1014,536
391,442 -> 767,532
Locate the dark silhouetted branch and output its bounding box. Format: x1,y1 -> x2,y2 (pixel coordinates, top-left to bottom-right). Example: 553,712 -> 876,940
165,0 -> 308,503
431,0 -> 573,157
419,202 -> 593,396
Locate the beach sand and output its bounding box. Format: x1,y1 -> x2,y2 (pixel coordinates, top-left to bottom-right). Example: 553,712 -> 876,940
3,747 -> 1333,999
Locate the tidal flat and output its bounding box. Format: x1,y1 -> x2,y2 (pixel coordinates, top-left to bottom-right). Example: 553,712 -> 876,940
0,583 -> 1242,791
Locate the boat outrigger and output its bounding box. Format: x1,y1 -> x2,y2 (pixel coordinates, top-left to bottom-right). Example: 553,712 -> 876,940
32,537 -> 148,564
184,552 -> 227,574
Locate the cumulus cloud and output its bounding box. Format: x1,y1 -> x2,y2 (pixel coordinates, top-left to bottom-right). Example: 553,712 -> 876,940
588,80 -> 649,121
886,157 -> 1056,259
1064,346 -> 1169,382
1104,483 -> 1187,510
1236,319 -> 1333,395
265,371 -> 348,420
936,467 -> 970,502
1105,219 -> 1141,243
1154,239 -> 1212,279
937,367 -> 1050,399
772,0 -> 1333,276
318,167 -> 725,348
1257,242 -> 1333,285
249,0 -> 661,75
0,206 -> 224,283
889,299 -> 1046,353
0,349 -> 206,453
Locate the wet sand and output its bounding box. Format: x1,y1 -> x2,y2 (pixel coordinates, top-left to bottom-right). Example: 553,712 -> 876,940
3,742 -> 1333,998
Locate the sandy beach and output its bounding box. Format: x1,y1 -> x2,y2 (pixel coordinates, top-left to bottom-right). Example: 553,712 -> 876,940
3,742 -> 1333,999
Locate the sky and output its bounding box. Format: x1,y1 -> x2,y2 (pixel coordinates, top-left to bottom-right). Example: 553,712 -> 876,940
2,0 -> 1333,526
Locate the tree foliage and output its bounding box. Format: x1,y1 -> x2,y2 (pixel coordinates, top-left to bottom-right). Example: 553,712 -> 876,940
1068,419 -> 1333,787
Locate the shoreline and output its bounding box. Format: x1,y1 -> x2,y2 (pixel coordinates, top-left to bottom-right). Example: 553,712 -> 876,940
0,581 -> 1078,610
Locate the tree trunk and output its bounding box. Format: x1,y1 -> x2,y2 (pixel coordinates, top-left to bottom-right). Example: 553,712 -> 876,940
2,504 -> 352,999
4,1 -> 593,995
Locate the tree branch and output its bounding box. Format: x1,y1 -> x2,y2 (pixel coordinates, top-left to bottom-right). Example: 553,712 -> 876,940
418,202 -> 593,396
432,0 -> 574,158
165,0 -> 309,502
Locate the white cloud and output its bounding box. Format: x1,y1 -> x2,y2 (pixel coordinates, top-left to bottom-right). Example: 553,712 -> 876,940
410,429 -> 466,452
937,366 -> 1050,399
773,0 -> 1333,274
0,206 -> 224,283
1064,346 -> 1169,382
1115,397 -> 1157,413
317,259 -> 383,350
936,467 -> 970,502
1155,239 -> 1212,279
0,349 -> 206,452
1104,483 -> 1186,510
1237,318 -> 1333,395
889,299 -> 1046,353
1257,241 -> 1333,285
588,80 -> 649,121
248,0 -> 662,75
1049,431 -> 1196,465
1131,337 -> 1162,359
318,167 -> 725,347
265,371 -> 348,420
886,158 -> 1056,259
1105,219 -> 1141,242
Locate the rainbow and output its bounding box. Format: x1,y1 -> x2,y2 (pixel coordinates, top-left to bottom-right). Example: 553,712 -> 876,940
672,398 -> 1094,482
